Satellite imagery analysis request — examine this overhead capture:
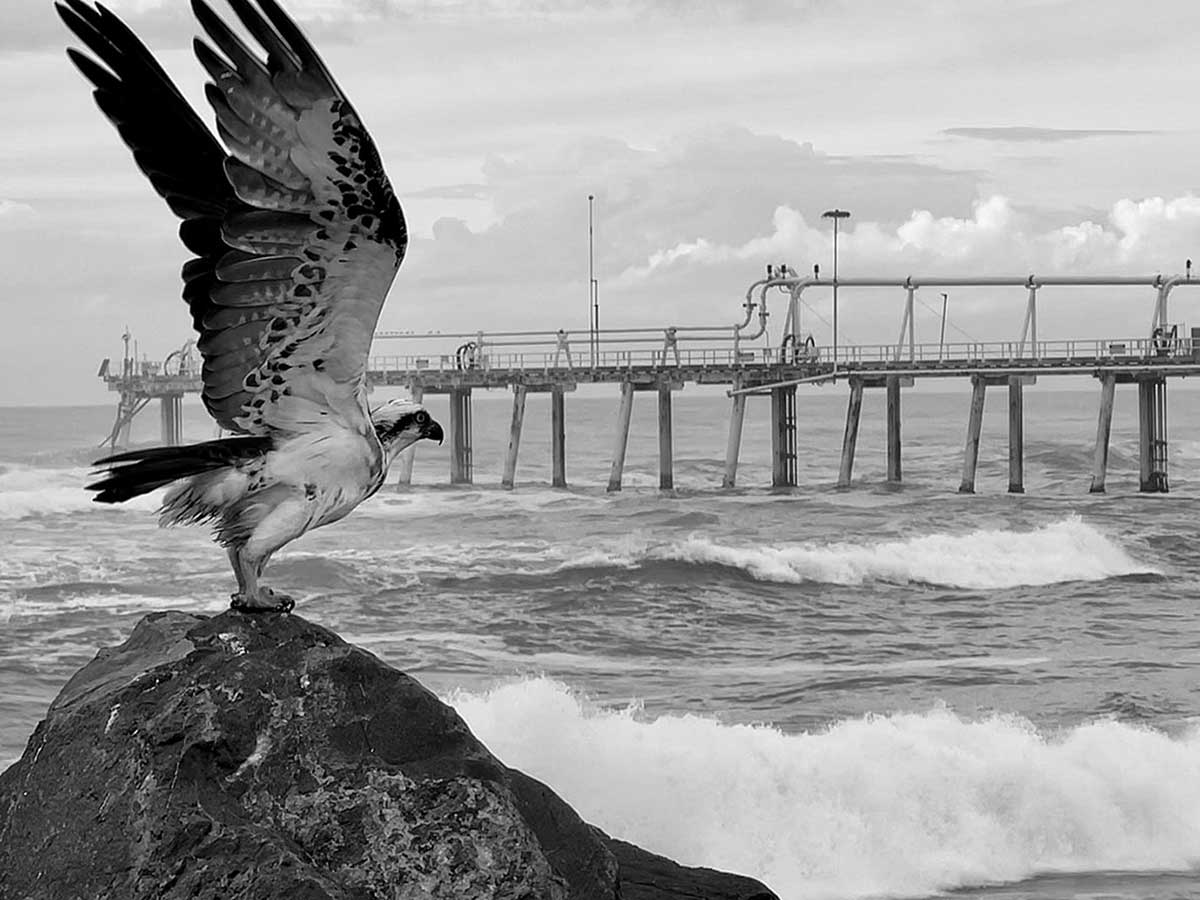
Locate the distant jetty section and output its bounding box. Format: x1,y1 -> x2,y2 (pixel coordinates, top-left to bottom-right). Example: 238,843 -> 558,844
99,272 -> 1200,494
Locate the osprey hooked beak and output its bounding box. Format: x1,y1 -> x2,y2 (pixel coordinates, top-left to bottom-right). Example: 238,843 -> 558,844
425,418 -> 444,445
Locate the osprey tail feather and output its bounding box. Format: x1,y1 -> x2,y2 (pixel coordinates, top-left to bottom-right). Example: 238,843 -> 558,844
88,436 -> 272,503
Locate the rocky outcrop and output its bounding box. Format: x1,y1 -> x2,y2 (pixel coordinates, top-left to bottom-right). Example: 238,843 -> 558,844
0,610 -> 777,900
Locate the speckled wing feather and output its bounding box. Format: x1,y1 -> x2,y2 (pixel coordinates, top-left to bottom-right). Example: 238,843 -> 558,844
58,0 -> 408,439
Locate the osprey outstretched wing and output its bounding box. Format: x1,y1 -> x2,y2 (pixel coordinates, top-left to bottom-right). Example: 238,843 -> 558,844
59,0 -> 406,438
62,0 -> 442,611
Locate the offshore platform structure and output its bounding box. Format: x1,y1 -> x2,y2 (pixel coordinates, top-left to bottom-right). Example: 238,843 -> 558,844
98,332 -> 202,449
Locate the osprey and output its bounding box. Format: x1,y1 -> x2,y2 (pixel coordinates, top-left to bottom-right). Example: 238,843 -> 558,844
60,0 -> 444,612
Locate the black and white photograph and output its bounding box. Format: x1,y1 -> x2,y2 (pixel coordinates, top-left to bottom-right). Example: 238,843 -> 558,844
2,1 -> 1200,897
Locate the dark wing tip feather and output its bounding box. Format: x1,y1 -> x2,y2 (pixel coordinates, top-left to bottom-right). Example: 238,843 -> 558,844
256,0 -> 337,82
224,0 -> 302,72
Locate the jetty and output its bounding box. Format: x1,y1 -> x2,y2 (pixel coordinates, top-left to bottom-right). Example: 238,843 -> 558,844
99,270 -> 1200,493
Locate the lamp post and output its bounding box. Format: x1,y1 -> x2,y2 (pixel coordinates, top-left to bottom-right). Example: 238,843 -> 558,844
939,292 -> 949,360
821,208 -> 851,370
588,194 -> 598,367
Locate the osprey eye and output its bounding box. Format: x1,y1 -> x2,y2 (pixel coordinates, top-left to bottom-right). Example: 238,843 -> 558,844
415,411 -> 428,424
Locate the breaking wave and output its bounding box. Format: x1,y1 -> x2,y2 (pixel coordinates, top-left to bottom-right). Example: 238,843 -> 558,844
0,463 -> 159,520
558,516 -> 1156,589
449,677 -> 1200,900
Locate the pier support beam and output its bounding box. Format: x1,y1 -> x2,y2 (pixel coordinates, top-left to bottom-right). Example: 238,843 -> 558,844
449,388 -> 473,485
501,384 -> 527,489
770,386 -> 798,487
1138,377 -> 1168,493
159,393 -> 183,446
607,382 -> 635,492
886,376 -> 902,483
1089,374 -> 1116,493
721,382 -> 747,489
551,386 -> 567,488
959,376 -> 988,494
658,387 -> 674,490
1007,376 -> 1025,493
395,385 -> 424,486
837,378 -> 864,488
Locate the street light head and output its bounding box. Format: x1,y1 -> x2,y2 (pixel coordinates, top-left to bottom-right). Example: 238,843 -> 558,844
821,209 -> 851,220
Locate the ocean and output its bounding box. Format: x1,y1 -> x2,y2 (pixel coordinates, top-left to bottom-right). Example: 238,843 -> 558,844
3,383 -> 1200,900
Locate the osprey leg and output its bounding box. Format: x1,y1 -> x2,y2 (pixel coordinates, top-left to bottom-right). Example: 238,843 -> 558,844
228,545 -> 293,613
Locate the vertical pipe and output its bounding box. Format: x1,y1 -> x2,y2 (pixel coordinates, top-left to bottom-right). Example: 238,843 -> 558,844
722,386 -> 747,489
608,382 -> 635,492
886,376 -> 902,483
658,387 -> 674,490
785,386 -> 797,486
395,385 -> 424,486
959,376 -> 987,494
551,386 -> 567,488
1154,378 -> 1169,492
1141,377 -> 1169,492
837,378 -> 864,487
939,293 -> 948,360
908,292 -> 916,361
1007,377 -> 1024,493
1089,374 -> 1116,493
501,384 -> 528,489
832,223 -> 838,371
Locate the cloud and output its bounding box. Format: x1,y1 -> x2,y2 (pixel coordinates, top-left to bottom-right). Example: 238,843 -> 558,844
0,199 -> 33,219
406,183 -> 491,200
614,194 -> 1200,286
943,127 -> 1158,144
384,127 -> 980,332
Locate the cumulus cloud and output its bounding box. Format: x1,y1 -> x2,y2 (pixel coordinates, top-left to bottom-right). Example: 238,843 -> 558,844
614,194 -> 1200,287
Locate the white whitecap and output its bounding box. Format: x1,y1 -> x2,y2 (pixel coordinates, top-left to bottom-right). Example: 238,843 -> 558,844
448,677 -> 1200,900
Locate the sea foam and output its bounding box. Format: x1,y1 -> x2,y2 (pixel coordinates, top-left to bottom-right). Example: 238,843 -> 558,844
449,677 -> 1200,900
560,516 -> 1156,589
0,463 -> 159,520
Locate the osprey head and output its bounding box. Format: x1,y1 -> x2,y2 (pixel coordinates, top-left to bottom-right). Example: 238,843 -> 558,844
371,398 -> 444,461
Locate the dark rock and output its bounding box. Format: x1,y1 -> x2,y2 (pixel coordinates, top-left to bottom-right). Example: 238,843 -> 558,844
0,610 -> 777,900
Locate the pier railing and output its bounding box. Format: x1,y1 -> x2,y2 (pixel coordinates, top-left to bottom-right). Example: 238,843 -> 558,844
365,332 -> 1198,378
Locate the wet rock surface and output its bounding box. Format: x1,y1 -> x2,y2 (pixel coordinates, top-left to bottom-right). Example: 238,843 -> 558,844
0,610 -> 777,900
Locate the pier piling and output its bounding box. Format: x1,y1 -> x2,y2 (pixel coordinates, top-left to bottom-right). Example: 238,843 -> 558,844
959,376 -> 988,493
658,387 -> 674,490
1089,374 -> 1116,493
1007,376 -> 1025,493
449,388 -> 473,484
1138,376 -> 1168,492
837,378 -> 864,487
551,386 -> 567,488
607,382 -> 635,492
501,384 -> 527,489
771,386 -> 798,487
722,381 -> 746,489
159,394 -> 182,446
886,376 -> 902,483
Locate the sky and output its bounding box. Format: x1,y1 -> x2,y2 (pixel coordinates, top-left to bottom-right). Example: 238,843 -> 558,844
4,0 -> 1200,405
